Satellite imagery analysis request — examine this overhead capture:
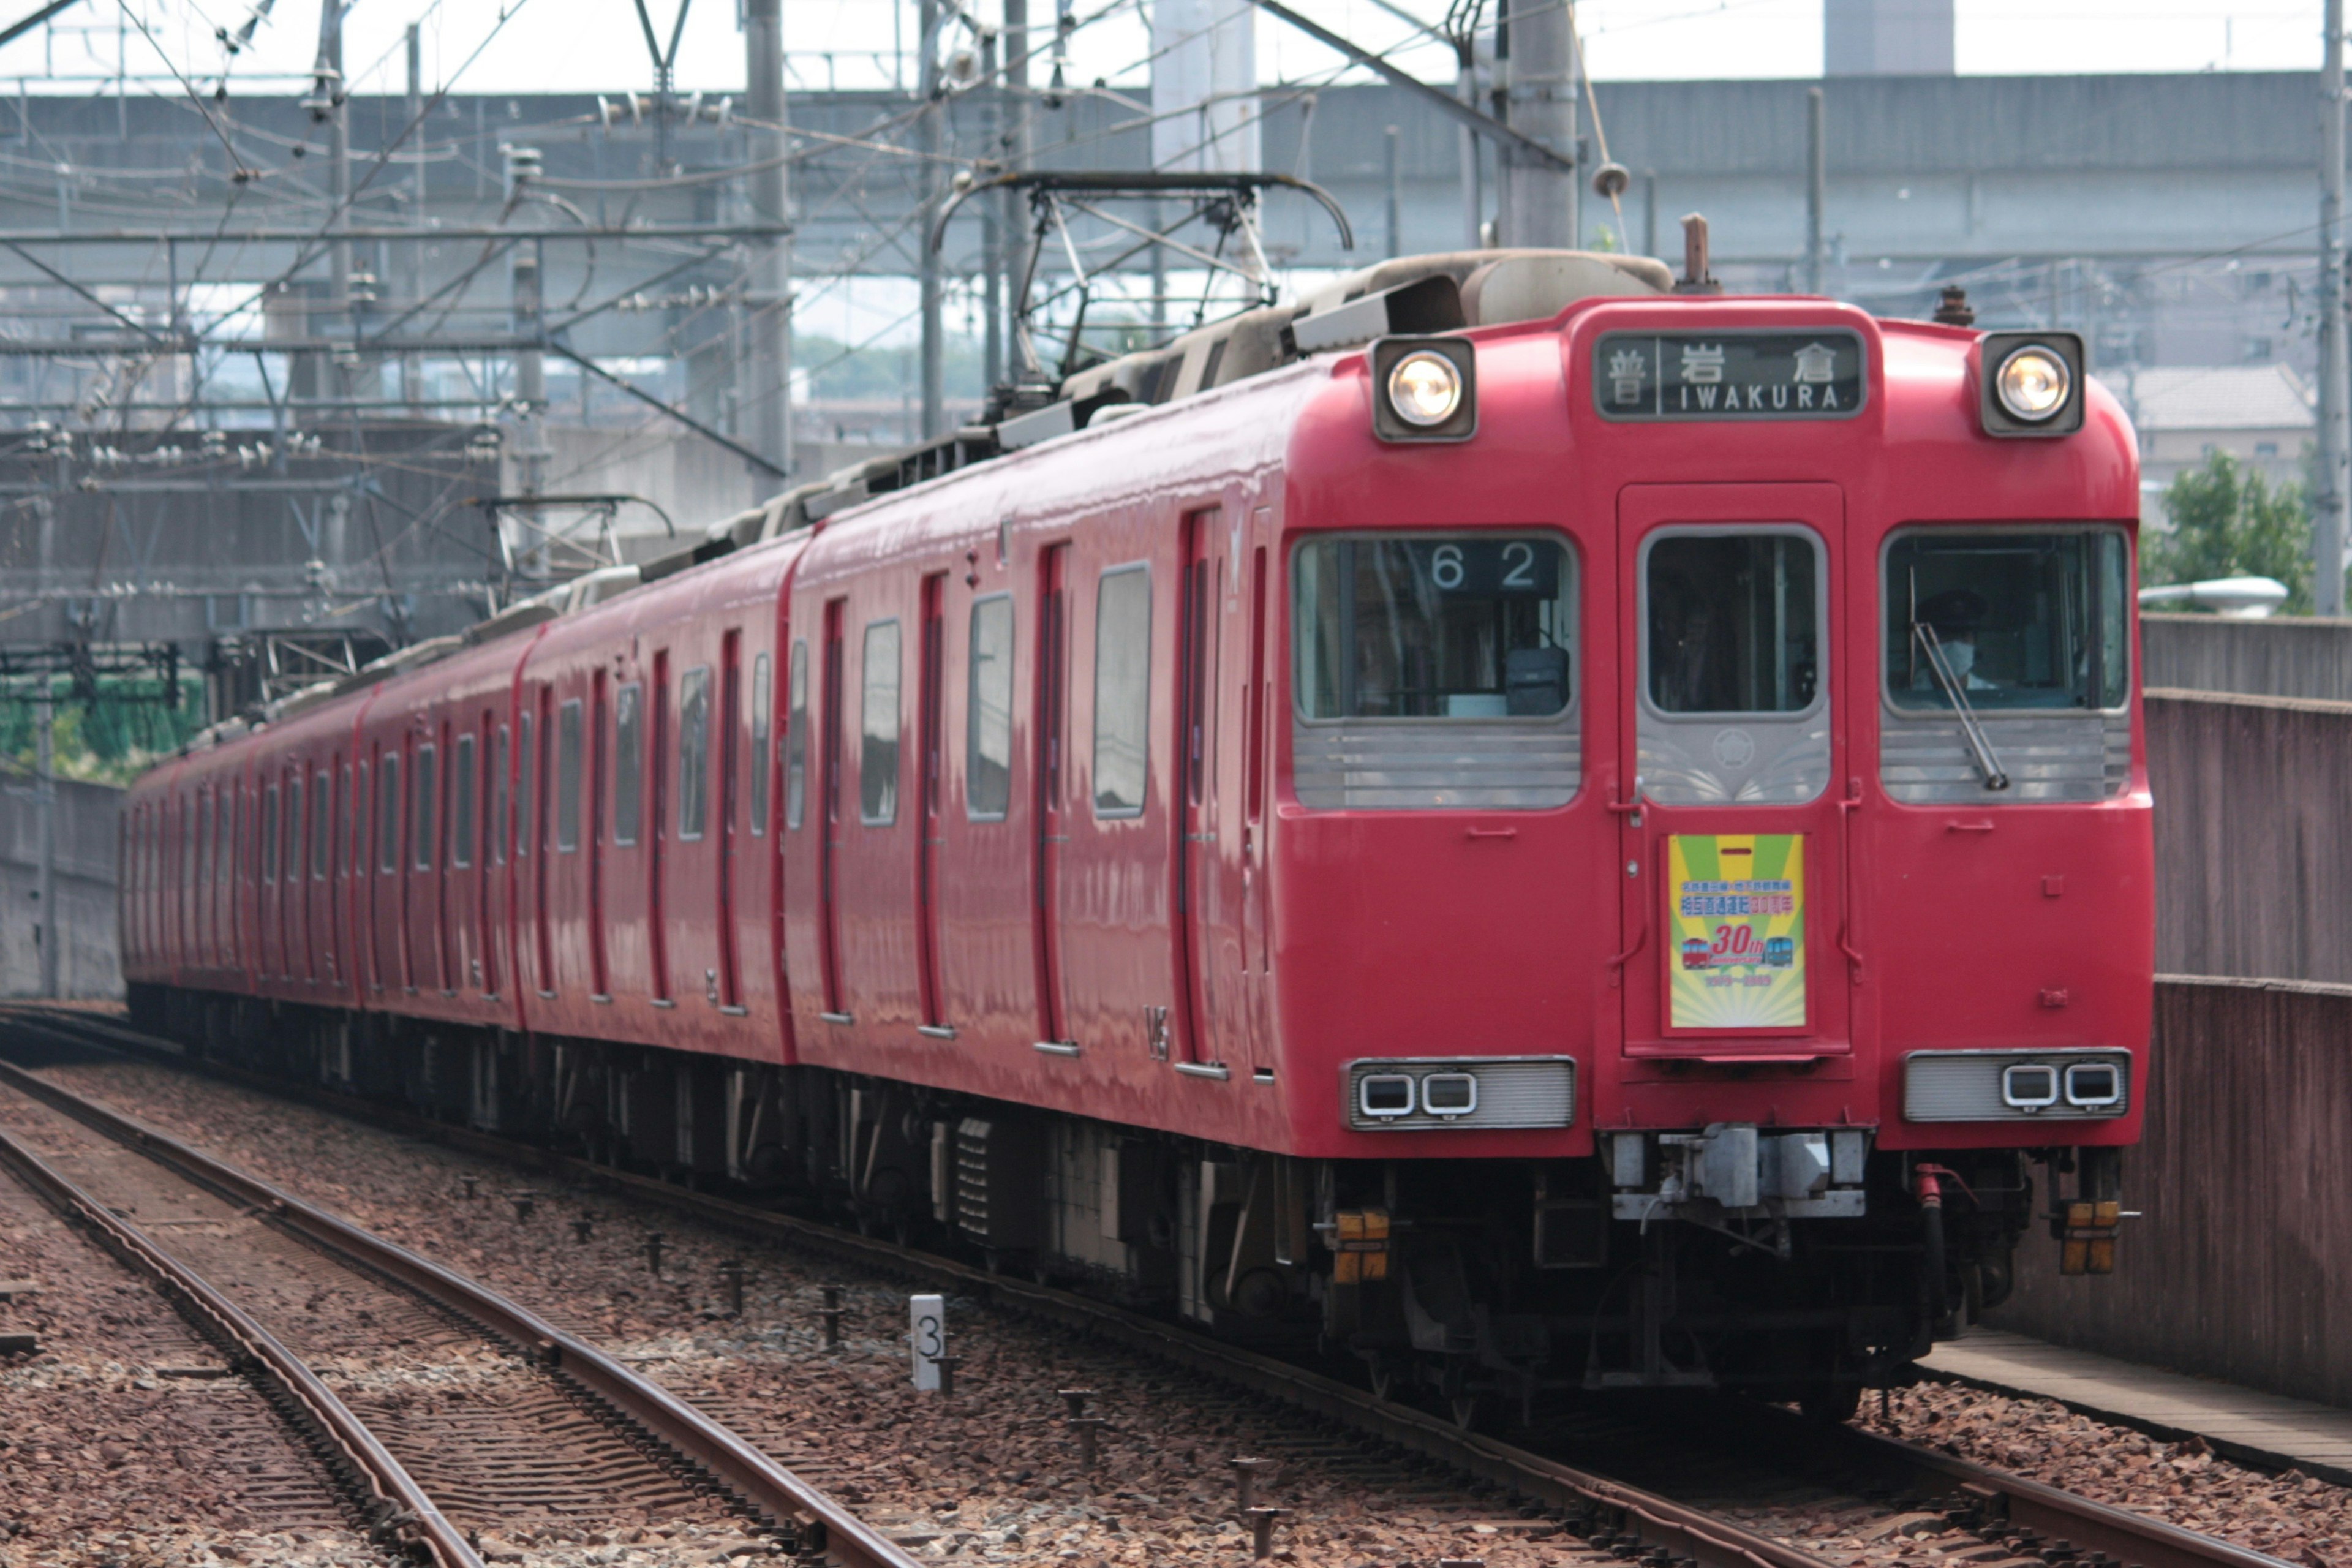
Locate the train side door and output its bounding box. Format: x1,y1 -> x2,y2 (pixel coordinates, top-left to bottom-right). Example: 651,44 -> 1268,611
1174,507 -> 1224,1069
650,651 -> 673,1004
1032,545 -> 1070,1047
914,576 -> 948,1031
1616,483 -> 1852,1066
817,600 -> 850,1021
717,628 -> 745,1012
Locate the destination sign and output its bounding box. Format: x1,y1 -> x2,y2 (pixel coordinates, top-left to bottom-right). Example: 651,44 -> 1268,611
1594,330 -> 1867,423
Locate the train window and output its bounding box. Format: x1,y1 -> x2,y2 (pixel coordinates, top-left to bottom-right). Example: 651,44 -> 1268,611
613,684 -> 644,846
859,624 -> 900,825
1884,528 -> 2130,712
378,755 -> 399,872
413,745 -> 437,872
1293,535 -> 1575,721
679,665 -> 712,839
286,779 -> 304,892
556,699 -> 584,852
750,653 -> 772,835
337,764 -> 351,876
262,784 -> 280,883
1093,566 -> 1151,816
312,770 -> 331,879
785,641 -> 809,830
966,595 -> 1014,820
1645,533 -> 1819,714
491,729 -> 508,866
451,736 -> 477,869
516,712 -> 533,858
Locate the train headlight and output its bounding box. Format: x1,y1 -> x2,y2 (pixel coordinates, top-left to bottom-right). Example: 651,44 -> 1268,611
1387,352 -> 1462,426
1369,336 -> 1477,443
1978,330 -> 2085,437
1994,345 -> 2071,423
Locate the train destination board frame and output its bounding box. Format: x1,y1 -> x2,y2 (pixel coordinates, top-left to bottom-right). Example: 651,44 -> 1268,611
1595,330 -> 1867,422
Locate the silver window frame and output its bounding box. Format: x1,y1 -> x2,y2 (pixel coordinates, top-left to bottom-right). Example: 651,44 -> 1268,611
1289,529 -> 1581,729
965,591 -> 1016,823
612,681 -> 644,846
1091,563 -> 1153,820
1637,523 -> 1828,725
1877,522 -> 2133,722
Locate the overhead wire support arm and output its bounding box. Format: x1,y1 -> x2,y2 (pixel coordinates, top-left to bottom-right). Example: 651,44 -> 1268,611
1245,0 -> 1574,173
0,0 -> 78,50
546,342 -> 789,481
929,170 -> 1354,254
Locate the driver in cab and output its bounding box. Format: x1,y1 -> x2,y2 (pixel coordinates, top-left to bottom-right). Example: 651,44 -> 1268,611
1913,587 -> 1999,693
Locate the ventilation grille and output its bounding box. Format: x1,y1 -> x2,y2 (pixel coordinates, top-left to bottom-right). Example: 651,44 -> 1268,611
1342,1057 -> 1576,1132
953,1116 -> 1042,1247
1879,709 -> 2128,804
1903,1049 -> 2132,1122
1293,722 -> 1581,810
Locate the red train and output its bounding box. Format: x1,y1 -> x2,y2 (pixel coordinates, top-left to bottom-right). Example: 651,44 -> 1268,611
118,246 -> 2150,1420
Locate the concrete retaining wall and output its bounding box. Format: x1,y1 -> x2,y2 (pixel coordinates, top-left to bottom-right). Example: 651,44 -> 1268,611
2143,613 -> 2352,702
2148,690 -> 2352,985
1991,976 -> 2352,1408
0,769 -> 121,998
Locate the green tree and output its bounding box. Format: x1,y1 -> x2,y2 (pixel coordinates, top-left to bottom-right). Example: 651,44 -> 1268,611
0,676 -> 206,786
2146,450 -> 2320,615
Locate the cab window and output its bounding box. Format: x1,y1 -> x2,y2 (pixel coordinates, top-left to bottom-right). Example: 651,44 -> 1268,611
1646,533 -> 1819,715
1294,534 -> 1575,721
1885,529 -> 2129,711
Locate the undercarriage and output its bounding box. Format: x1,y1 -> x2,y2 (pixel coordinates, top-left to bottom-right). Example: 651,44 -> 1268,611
133,982 -> 2118,1421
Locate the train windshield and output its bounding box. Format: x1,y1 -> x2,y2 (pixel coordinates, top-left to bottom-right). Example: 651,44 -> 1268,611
1885,529 -> 2130,712
1292,534 -> 1575,720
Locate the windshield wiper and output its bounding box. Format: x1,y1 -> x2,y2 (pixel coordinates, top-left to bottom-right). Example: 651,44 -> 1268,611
1913,622 -> 2010,791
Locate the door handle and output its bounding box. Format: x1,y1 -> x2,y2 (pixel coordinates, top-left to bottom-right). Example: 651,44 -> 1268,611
1837,776 -> 1865,981
1607,851 -> 1648,987
1464,826 -> 1517,840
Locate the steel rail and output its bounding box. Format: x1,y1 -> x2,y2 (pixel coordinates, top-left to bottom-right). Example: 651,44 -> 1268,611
0,1044 -> 921,1568
1,1006 -> 2301,1568
0,1111 -> 484,1568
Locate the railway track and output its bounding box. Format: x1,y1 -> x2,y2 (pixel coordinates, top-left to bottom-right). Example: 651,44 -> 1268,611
0,1031 -> 921,1568
0,1004 -> 2305,1568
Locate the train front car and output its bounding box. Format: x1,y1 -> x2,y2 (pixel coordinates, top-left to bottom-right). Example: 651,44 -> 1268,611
1275,295 -> 2147,1419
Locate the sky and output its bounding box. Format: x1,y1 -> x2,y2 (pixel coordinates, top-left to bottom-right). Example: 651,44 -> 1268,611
0,0 -> 2328,104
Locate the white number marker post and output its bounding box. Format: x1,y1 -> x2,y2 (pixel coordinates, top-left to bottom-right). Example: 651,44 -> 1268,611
910,1294 -> 945,1390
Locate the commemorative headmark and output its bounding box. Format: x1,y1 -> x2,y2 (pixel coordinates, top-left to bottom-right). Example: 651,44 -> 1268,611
1593,330 -> 1867,422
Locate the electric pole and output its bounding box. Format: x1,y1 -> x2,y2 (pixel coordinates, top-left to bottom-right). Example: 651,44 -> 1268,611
918,0 -> 944,439
981,23 -> 1003,392
314,0 -> 350,403
404,22 -> 424,411
745,0 -> 793,484
1806,86 -> 1826,296
1496,0 -> 1575,249
1003,0 -> 1030,380
34,689 -> 55,998
2320,0 -> 2349,617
